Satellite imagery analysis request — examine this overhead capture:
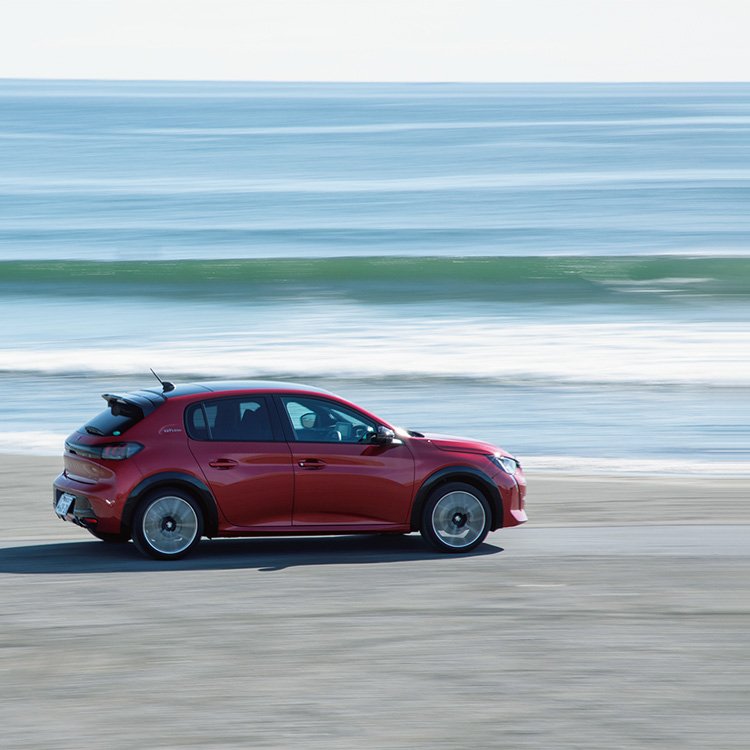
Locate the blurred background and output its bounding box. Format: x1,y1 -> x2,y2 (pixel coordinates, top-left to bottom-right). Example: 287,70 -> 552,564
1,79 -> 748,474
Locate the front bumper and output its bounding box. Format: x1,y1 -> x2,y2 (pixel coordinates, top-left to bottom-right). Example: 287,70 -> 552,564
490,466 -> 528,527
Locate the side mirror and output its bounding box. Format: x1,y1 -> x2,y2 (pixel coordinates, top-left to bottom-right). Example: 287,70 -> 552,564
372,425 -> 395,445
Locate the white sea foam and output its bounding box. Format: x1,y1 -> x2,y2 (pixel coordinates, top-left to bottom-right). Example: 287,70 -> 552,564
0,431 -> 63,456
0,319 -> 747,387
1,168 -> 749,195
117,116 -> 750,136
525,455 -> 750,477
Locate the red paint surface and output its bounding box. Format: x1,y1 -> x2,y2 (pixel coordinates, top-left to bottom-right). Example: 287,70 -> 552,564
53,384 -> 527,539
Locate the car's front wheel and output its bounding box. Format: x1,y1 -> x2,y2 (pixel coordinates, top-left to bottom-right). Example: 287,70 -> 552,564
132,488 -> 203,560
420,482 -> 491,553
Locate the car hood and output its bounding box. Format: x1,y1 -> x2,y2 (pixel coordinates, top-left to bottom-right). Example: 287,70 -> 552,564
419,432 -> 506,457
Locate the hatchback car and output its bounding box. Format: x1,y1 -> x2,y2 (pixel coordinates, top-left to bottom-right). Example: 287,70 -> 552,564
53,381 -> 527,559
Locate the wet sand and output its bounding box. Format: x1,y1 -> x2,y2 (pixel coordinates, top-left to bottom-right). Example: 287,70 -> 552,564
1,455 -> 748,749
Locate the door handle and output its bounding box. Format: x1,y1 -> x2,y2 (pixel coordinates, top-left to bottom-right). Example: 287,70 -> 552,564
208,458 -> 238,470
298,458 -> 326,470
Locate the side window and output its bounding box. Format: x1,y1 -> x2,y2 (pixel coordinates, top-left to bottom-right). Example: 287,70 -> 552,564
185,397 -> 275,441
281,396 -> 377,444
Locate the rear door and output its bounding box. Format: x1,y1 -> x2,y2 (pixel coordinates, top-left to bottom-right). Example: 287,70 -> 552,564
186,396 -> 294,527
276,395 -> 415,527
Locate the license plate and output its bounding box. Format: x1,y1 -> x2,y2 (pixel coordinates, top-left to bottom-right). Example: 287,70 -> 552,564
56,493 -> 75,517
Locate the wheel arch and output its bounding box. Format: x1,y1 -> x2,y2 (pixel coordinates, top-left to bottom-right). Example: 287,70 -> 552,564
410,466 -> 503,532
122,472 -> 220,537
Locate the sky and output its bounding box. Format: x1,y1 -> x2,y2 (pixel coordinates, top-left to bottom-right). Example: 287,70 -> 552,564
0,0 -> 748,82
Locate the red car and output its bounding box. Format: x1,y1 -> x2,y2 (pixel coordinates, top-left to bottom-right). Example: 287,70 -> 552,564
53,381 -> 527,559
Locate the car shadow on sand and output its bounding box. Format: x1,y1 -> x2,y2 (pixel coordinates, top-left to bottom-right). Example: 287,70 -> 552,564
0,533 -> 503,575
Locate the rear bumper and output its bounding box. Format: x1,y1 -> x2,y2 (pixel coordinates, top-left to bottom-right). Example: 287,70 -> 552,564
53,473 -> 124,535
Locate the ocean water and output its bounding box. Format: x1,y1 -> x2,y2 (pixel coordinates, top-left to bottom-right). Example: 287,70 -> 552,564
1,81 -> 748,474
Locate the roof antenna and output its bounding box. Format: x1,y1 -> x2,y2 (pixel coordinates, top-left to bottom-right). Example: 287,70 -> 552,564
150,368 -> 175,393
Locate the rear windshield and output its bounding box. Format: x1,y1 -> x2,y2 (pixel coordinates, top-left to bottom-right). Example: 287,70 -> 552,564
83,392 -> 162,436
84,408 -> 143,437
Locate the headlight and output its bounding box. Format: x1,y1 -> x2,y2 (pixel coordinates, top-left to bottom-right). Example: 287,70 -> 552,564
488,454 -> 519,475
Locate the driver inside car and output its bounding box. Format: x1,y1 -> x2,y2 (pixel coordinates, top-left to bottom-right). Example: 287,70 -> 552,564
298,410 -> 342,442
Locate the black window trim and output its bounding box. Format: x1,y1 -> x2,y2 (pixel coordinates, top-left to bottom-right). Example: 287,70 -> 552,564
184,395 -> 285,442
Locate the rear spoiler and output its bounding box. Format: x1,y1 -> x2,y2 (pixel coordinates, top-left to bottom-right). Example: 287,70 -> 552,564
102,390 -> 165,418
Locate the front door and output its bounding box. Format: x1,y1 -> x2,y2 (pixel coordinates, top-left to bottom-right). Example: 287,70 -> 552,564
277,395 -> 415,527
186,396 -> 294,527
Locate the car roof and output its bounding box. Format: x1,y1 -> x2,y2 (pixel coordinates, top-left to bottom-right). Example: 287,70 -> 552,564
143,380 -> 335,399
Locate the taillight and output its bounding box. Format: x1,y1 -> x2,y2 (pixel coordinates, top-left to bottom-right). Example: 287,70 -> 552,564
100,443 -> 143,460
66,440 -> 143,460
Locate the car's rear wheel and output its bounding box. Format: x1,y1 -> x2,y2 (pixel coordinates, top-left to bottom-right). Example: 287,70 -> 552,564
420,482 -> 491,553
88,529 -> 130,544
132,488 -> 203,560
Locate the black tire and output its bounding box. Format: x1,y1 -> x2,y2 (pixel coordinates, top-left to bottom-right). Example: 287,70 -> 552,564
420,482 -> 491,553
132,487 -> 203,560
88,529 -> 130,544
